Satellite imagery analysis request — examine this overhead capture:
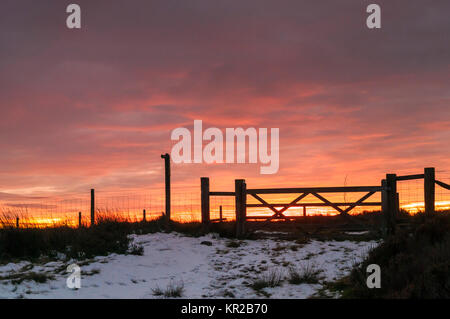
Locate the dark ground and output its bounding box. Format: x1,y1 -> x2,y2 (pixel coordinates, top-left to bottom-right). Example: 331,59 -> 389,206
1,210 -> 449,298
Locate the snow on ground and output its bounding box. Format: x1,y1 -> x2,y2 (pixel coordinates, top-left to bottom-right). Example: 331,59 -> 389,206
0,232 -> 379,299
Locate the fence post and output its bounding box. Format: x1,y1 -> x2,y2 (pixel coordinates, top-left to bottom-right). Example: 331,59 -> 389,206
219,205 -> 223,223
143,209 -> 146,222
381,179 -> 388,215
235,179 -> 247,238
16,217 -> 19,229
303,206 -> 307,217
78,212 -> 82,228
381,178 -> 391,233
161,153 -> 171,223
424,167 -> 435,216
385,174 -> 397,234
241,181 -> 247,236
90,189 -> 95,227
201,177 -> 210,225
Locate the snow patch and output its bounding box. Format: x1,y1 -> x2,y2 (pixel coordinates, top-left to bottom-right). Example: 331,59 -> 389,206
0,232 -> 379,299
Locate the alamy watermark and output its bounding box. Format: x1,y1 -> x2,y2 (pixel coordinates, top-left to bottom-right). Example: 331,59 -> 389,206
65,4 -> 381,30
366,264 -> 381,288
170,120 -> 279,174
66,263 -> 81,289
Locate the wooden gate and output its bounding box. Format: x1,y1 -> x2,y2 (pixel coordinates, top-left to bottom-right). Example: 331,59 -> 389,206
201,167 -> 449,237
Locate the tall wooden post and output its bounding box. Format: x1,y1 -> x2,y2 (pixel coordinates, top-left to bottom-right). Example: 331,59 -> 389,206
90,189 -> 95,227
235,179 -> 247,238
424,167 -> 435,216
143,209 -> 146,222
303,206 -> 307,217
161,153 -> 171,222
219,205 -> 223,223
201,177 -> 210,225
78,212 -> 82,228
16,217 -> 19,229
385,174 -> 397,234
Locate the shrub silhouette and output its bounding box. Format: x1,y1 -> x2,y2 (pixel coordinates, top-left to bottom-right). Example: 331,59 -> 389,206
332,212 -> 450,298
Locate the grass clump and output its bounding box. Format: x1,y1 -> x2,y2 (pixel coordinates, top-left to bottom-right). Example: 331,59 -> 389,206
288,263 -> 322,284
127,243 -> 144,256
81,268 -> 101,276
226,240 -> 241,248
152,280 -> 184,298
250,269 -> 283,291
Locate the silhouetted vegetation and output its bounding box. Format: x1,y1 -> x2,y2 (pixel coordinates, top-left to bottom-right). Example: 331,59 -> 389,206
325,211 -> 450,298
0,219 -> 131,261
0,216 -> 244,263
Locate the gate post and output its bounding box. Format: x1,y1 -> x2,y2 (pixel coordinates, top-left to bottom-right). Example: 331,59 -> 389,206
235,179 -> 247,238
381,179 -> 388,215
424,167 -> 435,216
161,153 -> 171,223
201,177 -> 210,225
385,174 -> 398,235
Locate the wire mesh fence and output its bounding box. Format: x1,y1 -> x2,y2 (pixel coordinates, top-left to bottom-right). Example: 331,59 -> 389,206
1,169 -> 449,228
397,169 -> 450,213
435,169 -> 450,210
0,188 -> 201,227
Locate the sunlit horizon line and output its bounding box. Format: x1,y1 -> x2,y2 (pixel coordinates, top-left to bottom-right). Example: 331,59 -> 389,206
2,200 -> 450,228
401,201 -> 450,212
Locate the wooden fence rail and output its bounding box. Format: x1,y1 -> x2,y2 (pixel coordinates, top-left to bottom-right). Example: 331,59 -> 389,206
436,180 -> 450,190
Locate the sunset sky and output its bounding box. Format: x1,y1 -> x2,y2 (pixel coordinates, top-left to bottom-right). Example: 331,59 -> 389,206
1,1 -> 450,219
